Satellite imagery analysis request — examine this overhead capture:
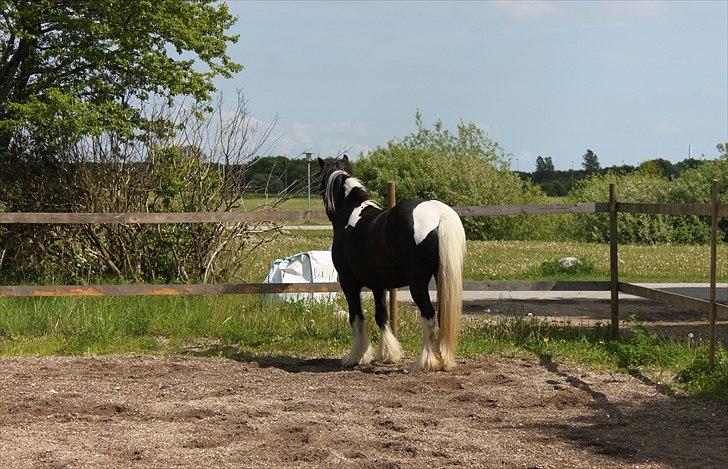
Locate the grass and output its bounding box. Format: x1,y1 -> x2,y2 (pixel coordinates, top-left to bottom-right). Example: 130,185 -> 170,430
236,233 -> 728,283
0,295 -> 726,406
239,195 -> 325,212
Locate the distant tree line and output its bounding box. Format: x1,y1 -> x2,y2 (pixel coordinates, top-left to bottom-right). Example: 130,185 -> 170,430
519,148 -> 720,197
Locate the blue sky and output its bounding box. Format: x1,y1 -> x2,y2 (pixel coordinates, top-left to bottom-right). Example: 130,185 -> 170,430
215,1 -> 728,170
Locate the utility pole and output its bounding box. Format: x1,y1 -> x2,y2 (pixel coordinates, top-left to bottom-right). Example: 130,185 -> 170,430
303,152 -> 313,211
571,160 -> 574,187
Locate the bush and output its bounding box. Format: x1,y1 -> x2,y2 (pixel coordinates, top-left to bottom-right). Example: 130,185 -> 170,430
569,169 -> 713,244
355,113 -> 568,240
0,95 -> 276,284
670,159 -> 728,242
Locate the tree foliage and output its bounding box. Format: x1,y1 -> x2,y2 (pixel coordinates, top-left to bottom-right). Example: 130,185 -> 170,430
355,114 -> 558,240
570,159 -> 728,244
0,3 -> 284,284
581,149 -> 600,174
0,0 -> 240,149
533,155 -> 555,183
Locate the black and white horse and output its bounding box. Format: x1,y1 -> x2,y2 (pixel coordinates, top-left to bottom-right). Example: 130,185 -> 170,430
318,155 -> 466,371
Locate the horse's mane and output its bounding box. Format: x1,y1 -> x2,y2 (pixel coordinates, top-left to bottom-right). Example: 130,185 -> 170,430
325,170 -> 368,214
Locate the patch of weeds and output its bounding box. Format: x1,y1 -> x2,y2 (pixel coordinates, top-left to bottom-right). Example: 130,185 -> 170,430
534,257 -> 602,278
676,348 -> 728,406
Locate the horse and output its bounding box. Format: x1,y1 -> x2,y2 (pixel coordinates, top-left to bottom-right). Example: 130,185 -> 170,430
317,155 -> 466,371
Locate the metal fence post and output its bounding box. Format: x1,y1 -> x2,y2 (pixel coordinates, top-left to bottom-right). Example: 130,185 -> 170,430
388,181 -> 397,336
609,183 -> 619,338
709,180 -> 718,367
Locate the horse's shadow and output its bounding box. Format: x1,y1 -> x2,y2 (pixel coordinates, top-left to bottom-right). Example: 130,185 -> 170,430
187,345 -> 402,375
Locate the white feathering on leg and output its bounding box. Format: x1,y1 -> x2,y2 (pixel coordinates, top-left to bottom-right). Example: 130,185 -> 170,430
411,317 -> 441,372
374,324 -> 403,363
342,316 -> 374,367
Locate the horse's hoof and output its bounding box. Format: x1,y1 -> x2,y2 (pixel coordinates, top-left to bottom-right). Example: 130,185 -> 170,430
341,347 -> 374,367
410,348 -> 443,372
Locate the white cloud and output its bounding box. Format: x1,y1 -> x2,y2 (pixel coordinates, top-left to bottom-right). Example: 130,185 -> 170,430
493,0 -> 666,23
493,1 -> 562,21
513,150 -> 535,171
269,121 -> 374,158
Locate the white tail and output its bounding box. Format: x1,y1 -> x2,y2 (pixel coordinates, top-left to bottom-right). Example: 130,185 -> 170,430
436,208 -> 466,370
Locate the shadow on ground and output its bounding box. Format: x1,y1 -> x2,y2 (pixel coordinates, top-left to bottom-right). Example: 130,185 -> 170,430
187,345 -> 402,375
533,354 -> 728,467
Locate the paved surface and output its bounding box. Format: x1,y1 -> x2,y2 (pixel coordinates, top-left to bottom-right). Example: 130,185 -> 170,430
397,283 -> 728,303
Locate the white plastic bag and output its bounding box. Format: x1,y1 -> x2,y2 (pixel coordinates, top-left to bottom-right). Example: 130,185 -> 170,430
263,251 -> 338,303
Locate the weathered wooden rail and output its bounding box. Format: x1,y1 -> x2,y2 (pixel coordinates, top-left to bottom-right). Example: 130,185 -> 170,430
1,183 -> 726,363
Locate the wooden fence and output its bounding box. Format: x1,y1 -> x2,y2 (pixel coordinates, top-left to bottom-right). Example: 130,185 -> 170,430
1,182 -> 726,363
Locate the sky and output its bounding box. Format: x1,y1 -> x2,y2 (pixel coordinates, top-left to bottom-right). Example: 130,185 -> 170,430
214,1 -> 728,171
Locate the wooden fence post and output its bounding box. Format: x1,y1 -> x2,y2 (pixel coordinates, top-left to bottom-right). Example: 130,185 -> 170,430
709,180 -> 718,367
388,181 -> 398,336
609,183 -> 619,338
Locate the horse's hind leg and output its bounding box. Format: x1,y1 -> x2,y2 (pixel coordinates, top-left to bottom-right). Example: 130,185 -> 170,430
409,278 -> 442,372
372,288 -> 402,364
341,277 -> 373,367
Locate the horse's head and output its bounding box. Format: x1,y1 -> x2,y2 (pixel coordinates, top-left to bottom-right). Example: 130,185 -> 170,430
317,154 -> 353,191
317,154 -> 359,217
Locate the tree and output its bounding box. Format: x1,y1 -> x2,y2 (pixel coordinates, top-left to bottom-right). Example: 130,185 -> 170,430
581,149 -> 600,174
718,142 -> 728,159
0,0 -> 240,151
639,158 -> 673,178
355,114 -> 548,240
0,3 -> 283,284
533,155 -> 555,183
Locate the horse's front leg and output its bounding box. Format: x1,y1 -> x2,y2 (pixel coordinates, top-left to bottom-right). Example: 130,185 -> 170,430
340,277 -> 374,367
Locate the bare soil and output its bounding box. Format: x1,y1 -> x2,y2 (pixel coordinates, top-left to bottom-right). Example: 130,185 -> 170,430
1,353 -> 726,468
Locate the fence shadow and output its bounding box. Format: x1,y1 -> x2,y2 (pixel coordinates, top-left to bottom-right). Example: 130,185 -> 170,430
534,354 -> 728,467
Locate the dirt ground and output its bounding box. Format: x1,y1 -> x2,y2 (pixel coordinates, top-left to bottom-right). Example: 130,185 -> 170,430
1,351 -> 727,468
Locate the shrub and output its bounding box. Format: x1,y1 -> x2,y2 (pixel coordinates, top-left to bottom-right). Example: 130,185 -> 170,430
0,95 -> 276,284
569,169 -> 712,244
670,159 -> 728,241
355,113 -> 567,240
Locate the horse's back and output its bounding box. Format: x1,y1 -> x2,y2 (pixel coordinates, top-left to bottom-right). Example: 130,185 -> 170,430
336,197 -> 458,288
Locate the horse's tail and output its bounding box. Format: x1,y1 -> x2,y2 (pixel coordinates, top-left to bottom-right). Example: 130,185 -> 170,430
436,207 -> 466,371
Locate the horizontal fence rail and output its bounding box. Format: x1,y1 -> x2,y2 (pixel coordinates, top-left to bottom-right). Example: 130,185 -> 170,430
2,202 -> 727,225
453,203 -> 608,216
618,202 -> 728,217
0,210 -> 328,224
0,280 -> 611,298
619,282 -> 728,321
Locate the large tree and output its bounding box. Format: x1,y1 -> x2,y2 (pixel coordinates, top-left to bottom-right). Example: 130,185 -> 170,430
0,0 -> 240,150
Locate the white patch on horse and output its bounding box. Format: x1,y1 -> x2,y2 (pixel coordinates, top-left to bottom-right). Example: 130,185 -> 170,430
347,200 -> 380,228
412,200 -> 453,245
344,177 -> 364,197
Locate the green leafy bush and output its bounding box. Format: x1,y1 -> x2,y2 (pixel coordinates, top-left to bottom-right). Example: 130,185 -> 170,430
569,169 -> 713,244
355,113 -> 570,240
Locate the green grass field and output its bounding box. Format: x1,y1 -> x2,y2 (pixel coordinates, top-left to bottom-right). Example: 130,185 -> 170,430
239,194 -> 325,212
238,233 -> 727,283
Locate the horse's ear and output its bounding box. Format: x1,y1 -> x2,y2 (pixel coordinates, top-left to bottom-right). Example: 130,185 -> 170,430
342,154 -> 349,162
317,157 -> 324,168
